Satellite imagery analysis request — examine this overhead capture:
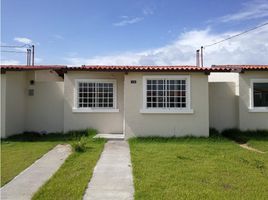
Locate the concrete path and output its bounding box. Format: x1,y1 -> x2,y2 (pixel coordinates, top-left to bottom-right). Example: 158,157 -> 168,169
1,144 -> 72,200
83,140 -> 134,200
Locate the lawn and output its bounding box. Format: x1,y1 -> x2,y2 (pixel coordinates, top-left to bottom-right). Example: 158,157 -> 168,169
129,136 -> 268,200
32,133 -> 105,200
1,129 -> 106,200
1,139 -> 58,186
222,129 -> 268,152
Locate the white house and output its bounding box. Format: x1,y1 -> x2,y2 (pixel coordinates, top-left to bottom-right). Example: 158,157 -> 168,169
1,65 -> 267,139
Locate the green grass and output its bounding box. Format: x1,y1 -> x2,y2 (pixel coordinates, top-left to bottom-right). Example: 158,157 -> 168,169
222,129 -> 268,152
1,141 -> 57,186
129,136 -> 268,200
32,134 -> 105,200
1,129 -> 104,189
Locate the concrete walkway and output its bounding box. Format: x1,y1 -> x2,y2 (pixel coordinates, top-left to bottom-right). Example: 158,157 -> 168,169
83,140 -> 134,200
1,144 -> 72,200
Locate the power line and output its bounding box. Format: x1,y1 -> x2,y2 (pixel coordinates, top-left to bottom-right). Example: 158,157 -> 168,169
195,22 -> 268,67
1,44 -> 35,66
203,22 -> 268,48
0,44 -> 31,48
1,50 -> 27,54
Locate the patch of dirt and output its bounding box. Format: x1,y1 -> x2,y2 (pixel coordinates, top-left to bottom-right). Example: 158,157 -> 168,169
222,183 -> 233,190
239,143 -> 265,154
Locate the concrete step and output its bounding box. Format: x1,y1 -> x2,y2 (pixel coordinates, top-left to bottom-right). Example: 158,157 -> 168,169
94,133 -> 124,140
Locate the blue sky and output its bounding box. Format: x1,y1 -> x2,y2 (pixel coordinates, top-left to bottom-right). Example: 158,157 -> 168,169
1,0 -> 268,66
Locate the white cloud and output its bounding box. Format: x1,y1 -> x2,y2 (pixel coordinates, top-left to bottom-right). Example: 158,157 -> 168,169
14,47 -> 28,52
1,59 -> 20,65
220,0 -> 268,22
143,7 -> 154,16
35,57 -> 43,63
113,16 -> 144,26
53,34 -> 64,40
64,26 -> 268,66
14,37 -> 32,44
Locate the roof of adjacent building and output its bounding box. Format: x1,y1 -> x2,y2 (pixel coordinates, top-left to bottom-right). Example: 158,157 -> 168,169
0,65 -> 66,70
211,65 -> 268,71
1,64 -> 268,73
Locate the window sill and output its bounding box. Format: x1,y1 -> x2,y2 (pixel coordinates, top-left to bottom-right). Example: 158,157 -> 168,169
140,108 -> 194,114
248,107 -> 268,113
72,108 -> 119,113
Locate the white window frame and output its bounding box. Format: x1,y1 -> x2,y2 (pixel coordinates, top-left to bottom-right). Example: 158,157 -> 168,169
140,75 -> 193,114
249,78 -> 268,113
73,79 -> 119,113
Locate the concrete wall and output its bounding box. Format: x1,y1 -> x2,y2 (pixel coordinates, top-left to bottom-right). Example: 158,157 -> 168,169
25,82 -> 64,133
239,71 -> 268,130
1,74 -> 7,138
35,70 -> 62,82
209,82 -> 238,131
4,72 -> 27,137
1,71 -> 64,138
209,72 -> 239,95
25,71 -> 64,133
124,72 -> 209,138
64,71 -> 124,134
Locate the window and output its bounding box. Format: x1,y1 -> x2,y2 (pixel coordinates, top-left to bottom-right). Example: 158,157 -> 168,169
250,79 -> 268,111
141,76 -> 193,113
73,79 -> 118,112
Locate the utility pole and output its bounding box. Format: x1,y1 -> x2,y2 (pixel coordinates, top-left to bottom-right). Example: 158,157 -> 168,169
32,45 -> 35,66
29,49 -> 32,65
200,46 -> 204,67
196,49 -> 200,67
26,49 -> 29,65
26,49 -> 31,65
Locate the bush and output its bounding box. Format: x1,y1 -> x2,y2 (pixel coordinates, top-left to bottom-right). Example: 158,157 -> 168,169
222,129 -> 268,144
68,129 -> 98,140
72,136 -> 88,152
209,128 -> 221,137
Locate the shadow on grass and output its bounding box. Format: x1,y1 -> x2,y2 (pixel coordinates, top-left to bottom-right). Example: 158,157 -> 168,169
221,129 -> 268,144
129,129 -> 228,144
1,129 -> 98,143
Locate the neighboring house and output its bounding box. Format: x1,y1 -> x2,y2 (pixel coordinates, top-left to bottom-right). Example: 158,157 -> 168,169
0,65 -> 267,139
209,65 -> 268,131
0,66 -> 65,138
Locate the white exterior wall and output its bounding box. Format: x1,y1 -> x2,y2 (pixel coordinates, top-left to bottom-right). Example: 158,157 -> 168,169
209,82 -> 238,131
124,72 -> 209,138
25,82 -> 64,133
4,72 -> 27,137
209,72 -> 239,95
239,71 -> 268,130
64,71 -> 124,134
35,70 -> 62,82
1,74 -> 7,138
25,71 -> 64,133
1,71 -> 64,138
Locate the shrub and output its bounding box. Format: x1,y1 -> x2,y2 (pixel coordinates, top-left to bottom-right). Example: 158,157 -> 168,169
221,128 -> 246,143
209,128 -> 221,137
72,136 -> 88,152
68,129 -> 98,140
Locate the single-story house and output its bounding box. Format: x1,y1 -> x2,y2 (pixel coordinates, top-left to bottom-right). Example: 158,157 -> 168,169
1,65 -> 267,139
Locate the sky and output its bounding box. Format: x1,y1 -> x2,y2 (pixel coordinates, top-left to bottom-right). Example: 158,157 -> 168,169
1,0 -> 268,66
